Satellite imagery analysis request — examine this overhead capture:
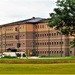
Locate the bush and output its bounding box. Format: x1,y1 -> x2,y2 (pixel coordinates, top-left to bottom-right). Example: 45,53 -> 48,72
0,59 -> 75,64
40,55 -> 47,57
2,55 -> 16,58
16,53 -> 21,57
23,54 -> 26,57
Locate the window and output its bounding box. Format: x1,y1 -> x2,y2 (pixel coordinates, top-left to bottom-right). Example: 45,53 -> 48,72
62,51 -> 63,53
45,42 -> 46,45
20,27 -> 21,29
42,34 -> 44,37
45,34 -> 46,36
37,51 -> 39,54
49,33 -> 51,36
70,51 -> 72,53
23,26 -> 24,28
40,43 -> 42,45
59,51 -> 61,53
52,33 -> 53,36
36,43 -> 37,45
54,33 -> 56,36
40,25 -> 42,28
40,51 -> 42,54
54,51 -> 56,53
43,51 -> 44,53
36,25 -> 37,28
57,42 -> 58,45
57,51 -> 58,53
62,42 -> 63,44
42,25 -> 44,28
47,42 -> 49,45
49,42 -> 51,45
61,51 -> 63,53
10,44 -> 13,46
38,26 -> 39,29
59,42 -> 63,45
15,27 -> 18,31
37,43 -> 39,45
54,42 -> 56,45
40,34 -> 42,37
6,36 -> 13,38
52,51 -> 53,53
38,34 -> 39,37
15,35 -> 19,39
45,51 -> 46,54
47,34 -> 49,36
9,36 -> 13,38
42,42 -> 44,45
52,42 -> 53,45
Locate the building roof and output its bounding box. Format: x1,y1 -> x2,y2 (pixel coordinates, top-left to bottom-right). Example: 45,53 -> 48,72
0,17 -> 47,27
25,17 -> 47,23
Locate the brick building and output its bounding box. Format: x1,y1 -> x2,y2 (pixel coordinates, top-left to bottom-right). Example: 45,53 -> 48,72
0,17 -> 74,56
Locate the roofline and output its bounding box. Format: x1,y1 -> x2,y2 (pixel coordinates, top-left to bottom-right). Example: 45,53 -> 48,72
0,17 -> 48,27
0,18 -> 32,27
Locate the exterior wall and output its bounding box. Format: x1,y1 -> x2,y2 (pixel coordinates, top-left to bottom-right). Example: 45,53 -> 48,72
0,24 -> 27,53
0,21 -> 74,56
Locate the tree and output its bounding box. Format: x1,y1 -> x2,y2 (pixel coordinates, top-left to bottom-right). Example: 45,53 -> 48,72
70,38 -> 75,48
70,37 -> 75,56
48,0 -> 75,56
48,0 -> 75,36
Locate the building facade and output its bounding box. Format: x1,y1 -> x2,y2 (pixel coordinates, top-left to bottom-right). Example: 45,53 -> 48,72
0,17 -> 74,56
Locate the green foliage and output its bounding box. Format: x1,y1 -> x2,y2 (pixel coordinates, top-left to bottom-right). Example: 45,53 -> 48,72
16,53 -> 21,57
23,54 -> 26,57
2,55 -> 16,59
48,0 -> 75,36
40,55 -> 47,57
70,38 -> 75,48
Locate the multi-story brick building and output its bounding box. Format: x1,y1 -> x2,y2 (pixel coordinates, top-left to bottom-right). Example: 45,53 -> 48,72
0,17 -> 74,56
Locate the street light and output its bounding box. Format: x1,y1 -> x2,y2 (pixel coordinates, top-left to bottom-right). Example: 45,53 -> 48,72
57,31 -> 62,56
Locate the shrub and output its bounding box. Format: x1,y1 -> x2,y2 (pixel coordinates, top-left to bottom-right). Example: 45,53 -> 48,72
40,55 -> 47,57
23,54 -> 26,57
16,53 -> 21,57
2,55 -> 16,58
0,59 -> 75,64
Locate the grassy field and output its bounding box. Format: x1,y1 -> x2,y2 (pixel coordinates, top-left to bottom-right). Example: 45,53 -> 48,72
1,56 -> 75,60
0,63 -> 75,74
0,74 -> 75,75
29,56 -> 75,59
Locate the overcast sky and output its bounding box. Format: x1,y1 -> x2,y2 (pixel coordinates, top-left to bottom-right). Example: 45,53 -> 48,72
0,0 -> 57,25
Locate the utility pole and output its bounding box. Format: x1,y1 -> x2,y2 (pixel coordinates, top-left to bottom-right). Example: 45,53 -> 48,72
48,27 -> 50,56
57,31 -> 62,56
16,24 -> 21,52
1,27 -> 2,53
5,26 -> 6,52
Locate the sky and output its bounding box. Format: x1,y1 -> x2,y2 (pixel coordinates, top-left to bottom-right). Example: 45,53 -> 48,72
0,0 -> 57,25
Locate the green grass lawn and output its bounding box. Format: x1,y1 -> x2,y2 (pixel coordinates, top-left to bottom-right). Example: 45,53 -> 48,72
24,56 -> 75,60
33,56 -> 75,59
0,74 -> 75,75
1,56 -> 75,60
0,63 -> 75,74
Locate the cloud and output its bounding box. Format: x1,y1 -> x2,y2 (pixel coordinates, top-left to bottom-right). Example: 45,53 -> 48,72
0,0 -> 57,24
